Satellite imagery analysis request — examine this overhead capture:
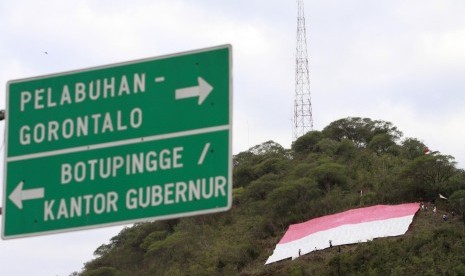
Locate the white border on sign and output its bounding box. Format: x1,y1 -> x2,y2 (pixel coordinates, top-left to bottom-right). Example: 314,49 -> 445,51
2,44 -> 233,240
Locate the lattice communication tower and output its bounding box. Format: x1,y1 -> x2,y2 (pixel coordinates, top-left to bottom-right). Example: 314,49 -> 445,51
293,0 -> 313,140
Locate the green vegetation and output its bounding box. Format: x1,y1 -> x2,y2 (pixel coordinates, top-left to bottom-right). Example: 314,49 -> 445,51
77,117 -> 465,275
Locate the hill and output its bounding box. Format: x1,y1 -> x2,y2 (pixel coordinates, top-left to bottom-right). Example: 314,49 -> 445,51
76,117 -> 465,275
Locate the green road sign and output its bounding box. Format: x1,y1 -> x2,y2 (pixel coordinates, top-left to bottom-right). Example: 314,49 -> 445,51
2,45 -> 232,239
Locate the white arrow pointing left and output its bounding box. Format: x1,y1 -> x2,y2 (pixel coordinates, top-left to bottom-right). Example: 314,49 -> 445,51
9,181 -> 45,210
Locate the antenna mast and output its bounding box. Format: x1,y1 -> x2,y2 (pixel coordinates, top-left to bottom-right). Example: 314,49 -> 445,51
293,0 -> 313,140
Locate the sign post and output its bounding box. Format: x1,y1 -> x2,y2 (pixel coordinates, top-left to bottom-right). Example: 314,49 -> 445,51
2,45 -> 232,239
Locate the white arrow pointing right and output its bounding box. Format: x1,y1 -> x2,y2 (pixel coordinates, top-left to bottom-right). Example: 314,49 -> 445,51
175,77 -> 213,105
9,181 -> 45,210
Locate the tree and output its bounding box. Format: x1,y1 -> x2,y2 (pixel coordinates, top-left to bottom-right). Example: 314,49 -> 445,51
368,133 -> 399,155
401,153 -> 457,200
244,174 -> 281,201
449,190 -> 465,224
310,162 -> 348,193
315,138 -> 339,156
335,139 -> 358,159
322,117 -> 402,148
401,138 -> 427,160
233,151 -> 255,167
249,140 -> 287,156
292,131 -> 323,155
233,142 -> 290,188
266,178 -> 320,227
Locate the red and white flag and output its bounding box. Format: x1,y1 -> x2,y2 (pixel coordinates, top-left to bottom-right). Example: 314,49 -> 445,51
265,203 -> 420,264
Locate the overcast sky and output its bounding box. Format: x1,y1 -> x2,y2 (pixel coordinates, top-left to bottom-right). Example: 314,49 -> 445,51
1,0 -> 465,275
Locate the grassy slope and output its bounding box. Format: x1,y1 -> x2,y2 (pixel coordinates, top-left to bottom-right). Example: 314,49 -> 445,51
80,205 -> 465,275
